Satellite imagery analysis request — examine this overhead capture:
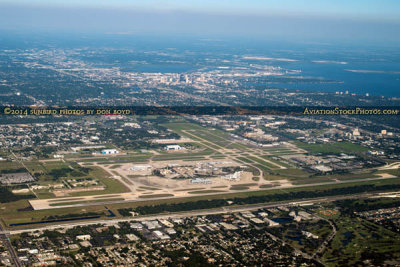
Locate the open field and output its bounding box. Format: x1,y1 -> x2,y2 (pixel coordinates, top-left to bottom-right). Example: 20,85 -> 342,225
27,162 -> 130,198
49,198 -> 125,207
294,141 -> 369,154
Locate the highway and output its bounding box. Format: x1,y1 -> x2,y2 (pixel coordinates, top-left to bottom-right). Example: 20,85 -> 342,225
0,223 -> 22,267
8,191 -> 391,235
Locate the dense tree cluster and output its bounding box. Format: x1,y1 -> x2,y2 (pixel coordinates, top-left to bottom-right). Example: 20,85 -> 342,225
0,187 -> 34,203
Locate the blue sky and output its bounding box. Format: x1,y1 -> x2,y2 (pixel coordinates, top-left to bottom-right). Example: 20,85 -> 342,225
1,0 -> 400,44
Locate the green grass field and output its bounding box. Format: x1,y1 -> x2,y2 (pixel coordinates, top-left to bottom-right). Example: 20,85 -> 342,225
0,161 -> 25,171
272,168 -> 310,178
1,202 -> 110,226
138,194 -> 174,199
322,216 -> 400,266
248,156 -> 280,169
188,190 -> 226,194
236,157 -> 253,163
162,122 -> 241,150
260,155 -> 292,168
294,141 -> 368,154
67,167 -> 130,197
49,198 -> 125,207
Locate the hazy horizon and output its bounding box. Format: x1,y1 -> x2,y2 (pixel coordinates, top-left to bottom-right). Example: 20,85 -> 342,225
1,1 -> 400,45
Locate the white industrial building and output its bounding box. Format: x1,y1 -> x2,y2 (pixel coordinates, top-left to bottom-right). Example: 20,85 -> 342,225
143,220 -> 161,230
101,149 -> 119,155
153,230 -> 170,240
76,235 -> 91,241
165,145 -> 183,151
263,218 -> 279,226
312,165 -> 333,172
223,171 -> 242,181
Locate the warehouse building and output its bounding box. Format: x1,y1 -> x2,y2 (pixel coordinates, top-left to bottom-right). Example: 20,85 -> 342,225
101,149 -> 119,155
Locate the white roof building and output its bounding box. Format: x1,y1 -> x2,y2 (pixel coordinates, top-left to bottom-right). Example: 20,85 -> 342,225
143,220 -> 161,230
76,235 -> 91,241
313,165 -> 333,172
223,171 -> 242,181
165,145 -> 183,151
101,149 -> 119,154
